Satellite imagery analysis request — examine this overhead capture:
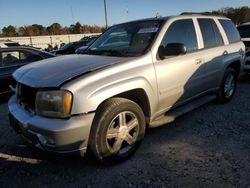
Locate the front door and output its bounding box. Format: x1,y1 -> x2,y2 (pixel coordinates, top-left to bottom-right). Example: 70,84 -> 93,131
154,19 -> 207,112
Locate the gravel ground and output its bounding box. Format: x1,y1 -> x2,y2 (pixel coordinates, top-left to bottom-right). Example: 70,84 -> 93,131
0,76 -> 250,188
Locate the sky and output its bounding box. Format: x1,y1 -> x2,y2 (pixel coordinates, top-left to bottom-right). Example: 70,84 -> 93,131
0,0 -> 249,29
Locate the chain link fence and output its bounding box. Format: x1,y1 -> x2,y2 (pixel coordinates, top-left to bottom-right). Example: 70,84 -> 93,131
0,33 -> 100,49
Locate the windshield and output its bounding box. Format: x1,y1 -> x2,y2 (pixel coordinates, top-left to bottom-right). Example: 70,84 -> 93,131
237,25 -> 250,38
87,20 -> 163,57
60,42 -> 73,50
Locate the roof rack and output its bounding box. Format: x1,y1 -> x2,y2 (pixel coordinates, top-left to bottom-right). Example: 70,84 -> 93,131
180,12 -> 225,17
181,12 -> 213,15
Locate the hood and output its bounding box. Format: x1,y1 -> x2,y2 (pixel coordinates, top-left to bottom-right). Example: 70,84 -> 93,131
13,55 -> 131,88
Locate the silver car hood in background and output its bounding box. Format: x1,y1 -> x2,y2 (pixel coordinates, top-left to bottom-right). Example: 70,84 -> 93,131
13,55 -> 131,88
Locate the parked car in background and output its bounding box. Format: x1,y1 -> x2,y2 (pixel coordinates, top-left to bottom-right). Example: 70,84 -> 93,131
75,36 -> 98,54
237,22 -> 250,71
51,35 -> 99,55
0,46 -> 55,94
9,14 -> 244,162
0,40 -> 20,48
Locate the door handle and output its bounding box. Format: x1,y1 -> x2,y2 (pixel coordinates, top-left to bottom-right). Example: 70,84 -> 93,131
195,59 -> 203,65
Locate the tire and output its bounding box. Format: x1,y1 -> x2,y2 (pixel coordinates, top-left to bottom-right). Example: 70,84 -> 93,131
88,98 -> 146,162
216,68 -> 237,104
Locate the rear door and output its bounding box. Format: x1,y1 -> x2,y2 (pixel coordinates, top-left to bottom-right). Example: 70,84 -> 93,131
0,50 -> 22,80
0,50 -> 23,92
196,18 -> 226,90
0,49 -> 43,88
0,49 -> 43,77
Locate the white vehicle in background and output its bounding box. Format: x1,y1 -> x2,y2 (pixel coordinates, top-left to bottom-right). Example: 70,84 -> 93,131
237,22 -> 250,71
0,40 -> 20,48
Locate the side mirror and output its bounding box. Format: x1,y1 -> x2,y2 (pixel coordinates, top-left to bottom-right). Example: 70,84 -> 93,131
158,43 -> 187,59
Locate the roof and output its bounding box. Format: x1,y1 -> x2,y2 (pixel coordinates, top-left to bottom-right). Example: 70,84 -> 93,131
180,12 -> 226,18
0,46 -> 38,50
0,46 -> 55,56
116,13 -> 229,26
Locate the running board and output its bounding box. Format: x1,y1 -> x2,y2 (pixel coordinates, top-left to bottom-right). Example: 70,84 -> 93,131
149,95 -> 216,128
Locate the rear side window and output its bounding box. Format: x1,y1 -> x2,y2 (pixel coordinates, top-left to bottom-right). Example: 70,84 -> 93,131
0,50 -> 43,67
198,19 -> 224,48
161,19 -> 198,52
219,19 -> 241,43
20,51 -> 43,62
1,51 -> 20,67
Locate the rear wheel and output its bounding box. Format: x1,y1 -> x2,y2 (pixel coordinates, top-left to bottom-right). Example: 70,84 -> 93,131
216,68 -> 237,103
88,98 -> 146,162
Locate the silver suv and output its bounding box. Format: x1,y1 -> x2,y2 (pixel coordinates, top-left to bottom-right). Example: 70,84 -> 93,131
8,14 -> 245,162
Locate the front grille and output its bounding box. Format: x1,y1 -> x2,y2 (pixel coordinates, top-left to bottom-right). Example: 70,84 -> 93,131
243,40 -> 250,47
17,83 -> 39,109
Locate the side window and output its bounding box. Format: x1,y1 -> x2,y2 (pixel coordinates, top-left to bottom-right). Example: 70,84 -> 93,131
198,19 -> 224,48
211,21 -> 224,46
219,19 -> 241,43
2,51 -> 20,67
20,51 -> 43,62
161,19 -> 198,53
237,25 -> 250,38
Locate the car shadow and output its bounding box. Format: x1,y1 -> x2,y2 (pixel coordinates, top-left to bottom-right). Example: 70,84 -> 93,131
239,72 -> 250,83
0,92 -> 14,104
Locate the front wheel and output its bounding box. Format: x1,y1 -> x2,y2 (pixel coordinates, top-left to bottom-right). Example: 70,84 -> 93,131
216,68 -> 237,103
88,98 -> 146,162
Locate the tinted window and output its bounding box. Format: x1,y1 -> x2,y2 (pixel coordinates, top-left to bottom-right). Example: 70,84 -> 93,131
219,19 -> 241,43
161,19 -> 198,52
0,50 -> 43,67
198,19 -> 224,48
237,25 -> 250,38
1,51 -> 20,67
89,20 -> 163,56
20,51 -> 43,62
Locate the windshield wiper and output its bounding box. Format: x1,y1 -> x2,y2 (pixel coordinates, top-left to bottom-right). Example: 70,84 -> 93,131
85,49 -> 131,57
84,49 -> 101,55
99,50 -> 126,56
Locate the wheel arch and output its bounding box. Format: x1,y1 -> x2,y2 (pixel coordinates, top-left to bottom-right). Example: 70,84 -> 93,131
107,89 -> 151,124
227,60 -> 241,77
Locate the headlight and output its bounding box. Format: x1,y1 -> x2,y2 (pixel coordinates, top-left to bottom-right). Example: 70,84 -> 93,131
35,90 -> 73,118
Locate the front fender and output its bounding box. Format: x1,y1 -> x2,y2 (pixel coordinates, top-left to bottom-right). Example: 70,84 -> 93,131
70,76 -> 157,116
62,53 -> 158,116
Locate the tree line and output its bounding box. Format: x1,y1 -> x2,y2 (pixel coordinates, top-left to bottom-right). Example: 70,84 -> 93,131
0,22 -> 105,37
212,6 -> 250,25
1,6 -> 250,37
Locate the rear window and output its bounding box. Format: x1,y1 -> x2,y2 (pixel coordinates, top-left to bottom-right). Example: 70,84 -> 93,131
237,25 -> 250,38
219,19 -> 241,43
